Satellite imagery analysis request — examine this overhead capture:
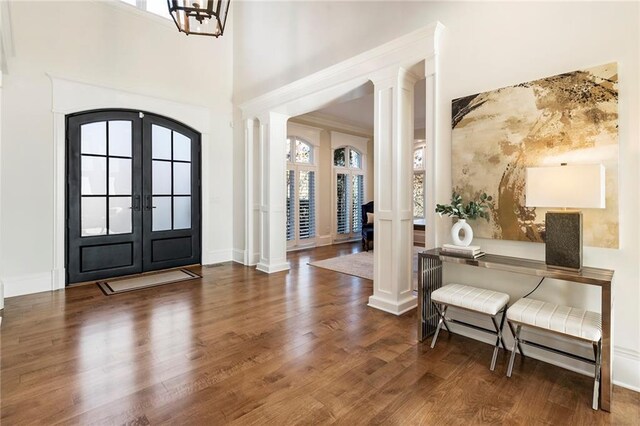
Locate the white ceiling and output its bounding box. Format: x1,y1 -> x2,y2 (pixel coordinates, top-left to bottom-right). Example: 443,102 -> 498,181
299,78 -> 426,132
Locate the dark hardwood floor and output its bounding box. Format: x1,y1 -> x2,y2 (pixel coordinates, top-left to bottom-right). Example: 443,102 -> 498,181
1,243 -> 638,425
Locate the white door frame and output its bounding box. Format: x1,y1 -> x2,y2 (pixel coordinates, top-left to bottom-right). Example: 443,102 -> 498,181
49,76 -> 212,290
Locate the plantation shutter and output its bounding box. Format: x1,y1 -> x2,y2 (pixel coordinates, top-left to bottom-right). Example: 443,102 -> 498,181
351,174 -> 364,233
286,170 -> 295,241
299,170 -> 315,240
336,173 -> 350,234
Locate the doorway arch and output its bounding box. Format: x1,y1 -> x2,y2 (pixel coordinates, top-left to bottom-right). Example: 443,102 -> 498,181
239,23 -> 443,315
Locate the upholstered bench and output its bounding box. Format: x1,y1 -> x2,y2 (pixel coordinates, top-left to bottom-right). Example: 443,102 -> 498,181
430,283 -> 510,371
506,298 -> 602,410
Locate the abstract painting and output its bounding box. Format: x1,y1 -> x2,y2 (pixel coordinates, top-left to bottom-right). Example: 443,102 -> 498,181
451,63 -> 618,248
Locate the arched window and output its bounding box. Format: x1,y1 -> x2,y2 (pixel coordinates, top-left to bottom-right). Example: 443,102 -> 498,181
286,136 -> 317,248
287,137 -> 314,164
333,146 -> 365,241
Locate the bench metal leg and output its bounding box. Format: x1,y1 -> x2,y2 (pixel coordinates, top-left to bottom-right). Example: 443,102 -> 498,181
430,304 -> 448,349
507,320 -> 524,357
507,324 -> 521,377
593,340 -> 602,410
489,306 -> 508,371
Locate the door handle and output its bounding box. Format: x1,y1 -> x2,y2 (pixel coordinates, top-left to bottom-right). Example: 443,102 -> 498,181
145,195 -> 157,210
133,195 -> 141,211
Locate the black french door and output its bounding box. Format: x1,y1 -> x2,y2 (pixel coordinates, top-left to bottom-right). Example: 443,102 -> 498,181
66,110 -> 201,284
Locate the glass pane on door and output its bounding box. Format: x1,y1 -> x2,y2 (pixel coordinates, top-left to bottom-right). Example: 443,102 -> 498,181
174,196 -> 191,229
152,161 -> 172,195
173,163 -> 191,195
81,122 -> 106,155
109,197 -> 132,234
81,156 -> 106,195
81,197 -> 107,236
108,121 -> 132,157
152,196 -> 172,231
152,125 -> 172,160
109,158 -> 132,195
173,132 -> 191,161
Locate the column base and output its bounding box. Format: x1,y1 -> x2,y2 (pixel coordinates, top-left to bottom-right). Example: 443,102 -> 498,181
368,294 -> 417,315
256,261 -> 290,274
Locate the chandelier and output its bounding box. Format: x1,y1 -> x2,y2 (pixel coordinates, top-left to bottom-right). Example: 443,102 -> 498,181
167,0 -> 230,37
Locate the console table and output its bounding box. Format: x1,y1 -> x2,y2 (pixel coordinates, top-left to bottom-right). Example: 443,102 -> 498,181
417,248 -> 615,412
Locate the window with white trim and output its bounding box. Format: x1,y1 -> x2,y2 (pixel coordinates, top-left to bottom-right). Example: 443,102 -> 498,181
333,146 -> 365,241
286,137 -> 317,248
413,140 -> 427,220
119,0 -> 172,20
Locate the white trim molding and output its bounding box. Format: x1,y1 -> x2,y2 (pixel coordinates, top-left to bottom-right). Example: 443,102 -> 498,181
203,249 -> 234,265
49,75 -> 213,289
3,272 -> 53,298
239,24 -> 444,314
614,346 -> 640,392
447,308 -> 640,392
293,111 -> 373,137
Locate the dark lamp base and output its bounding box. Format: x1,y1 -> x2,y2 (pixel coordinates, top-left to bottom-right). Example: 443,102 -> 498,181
545,211 -> 583,271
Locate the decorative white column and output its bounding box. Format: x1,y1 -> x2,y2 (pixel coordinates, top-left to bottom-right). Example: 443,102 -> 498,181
368,66 -> 419,315
244,118 -> 260,266
256,112 -> 290,273
424,56 -> 439,249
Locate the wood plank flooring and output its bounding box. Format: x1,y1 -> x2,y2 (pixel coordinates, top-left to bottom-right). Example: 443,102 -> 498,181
1,243 -> 638,425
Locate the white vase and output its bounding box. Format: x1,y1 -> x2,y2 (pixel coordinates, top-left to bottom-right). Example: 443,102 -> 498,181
451,219 -> 473,247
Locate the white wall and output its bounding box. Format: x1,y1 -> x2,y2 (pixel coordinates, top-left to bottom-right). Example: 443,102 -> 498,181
1,1 -> 234,295
233,1 -> 640,389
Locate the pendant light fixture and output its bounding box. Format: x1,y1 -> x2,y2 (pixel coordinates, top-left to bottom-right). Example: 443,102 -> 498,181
167,0 -> 230,37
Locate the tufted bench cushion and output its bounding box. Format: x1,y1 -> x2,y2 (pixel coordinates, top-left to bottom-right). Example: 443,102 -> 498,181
431,283 -> 509,316
507,298 -> 601,342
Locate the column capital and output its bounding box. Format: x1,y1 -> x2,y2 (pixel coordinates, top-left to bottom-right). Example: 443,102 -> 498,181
370,65 -> 421,89
257,111 -> 290,127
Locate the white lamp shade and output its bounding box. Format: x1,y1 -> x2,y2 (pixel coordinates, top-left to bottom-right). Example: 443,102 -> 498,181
526,164 -> 605,208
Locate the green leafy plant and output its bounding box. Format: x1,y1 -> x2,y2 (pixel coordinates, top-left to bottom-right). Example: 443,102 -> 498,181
435,191 -> 494,221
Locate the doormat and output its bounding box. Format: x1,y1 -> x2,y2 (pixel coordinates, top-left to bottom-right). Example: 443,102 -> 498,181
97,269 -> 201,295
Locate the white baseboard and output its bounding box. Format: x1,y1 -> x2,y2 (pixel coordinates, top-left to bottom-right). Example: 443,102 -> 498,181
443,307 -> 640,391
2,272 -> 54,298
614,347 -> 640,392
316,234 -> 332,246
202,249 -> 233,265
256,261 -> 290,274
368,294 -> 417,315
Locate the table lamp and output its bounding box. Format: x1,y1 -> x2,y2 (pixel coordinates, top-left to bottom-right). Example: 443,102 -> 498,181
525,164 -> 605,271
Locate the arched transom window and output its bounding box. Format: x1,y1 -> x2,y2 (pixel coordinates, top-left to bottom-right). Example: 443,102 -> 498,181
287,137 -> 314,165
333,146 -> 362,169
